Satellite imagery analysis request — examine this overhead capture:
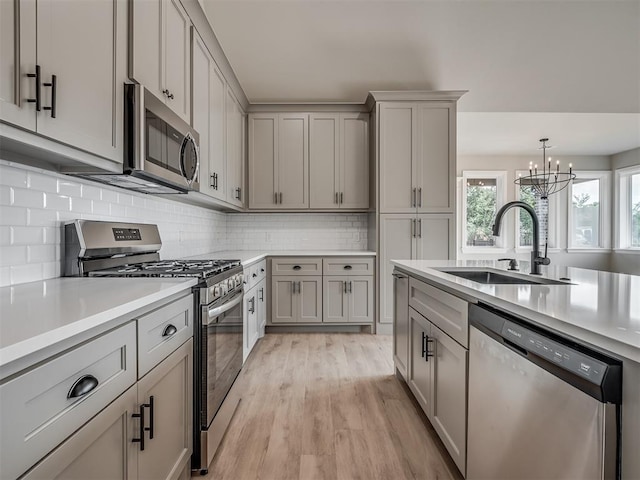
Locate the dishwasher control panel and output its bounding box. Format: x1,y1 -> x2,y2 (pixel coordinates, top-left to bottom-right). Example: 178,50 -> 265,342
501,320 -> 608,384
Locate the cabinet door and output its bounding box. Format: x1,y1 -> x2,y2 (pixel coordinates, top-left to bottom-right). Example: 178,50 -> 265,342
130,0 -> 163,102
416,104 -> 454,213
277,113 -> 308,209
244,290 -> 259,361
164,0 -> 190,123
257,280 -> 266,336
408,308 -> 432,417
21,386 -> 138,480
248,114 -> 277,208
137,339 -> 192,480
323,276 -> 347,323
0,0 -> 36,130
340,113 -> 369,209
430,325 -> 467,474
299,276 -> 322,322
226,89 -> 244,207
414,214 -> 455,260
209,63 -> 227,201
192,29 -> 213,196
379,103 -> 416,213
271,277 -> 296,323
36,0 -> 126,163
393,271 -> 410,379
348,276 -> 374,323
379,214 -> 415,324
309,113 -> 339,209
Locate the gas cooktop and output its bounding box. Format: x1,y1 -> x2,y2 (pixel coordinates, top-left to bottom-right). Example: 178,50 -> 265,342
88,259 -> 241,278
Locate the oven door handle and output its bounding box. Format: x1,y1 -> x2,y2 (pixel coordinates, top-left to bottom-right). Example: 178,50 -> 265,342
206,291 -> 243,323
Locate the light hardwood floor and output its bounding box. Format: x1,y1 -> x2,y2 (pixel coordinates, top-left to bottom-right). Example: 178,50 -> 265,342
202,333 -> 462,480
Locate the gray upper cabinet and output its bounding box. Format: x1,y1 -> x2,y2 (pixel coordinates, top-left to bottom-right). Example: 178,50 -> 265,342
130,0 -> 191,123
225,88 -> 244,207
309,113 -> 369,210
378,101 -> 456,214
0,0 -> 127,164
191,28 -> 226,201
248,113 -> 309,209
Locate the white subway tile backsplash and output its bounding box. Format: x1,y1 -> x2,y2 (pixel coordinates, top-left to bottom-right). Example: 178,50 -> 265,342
1,160 -> 368,287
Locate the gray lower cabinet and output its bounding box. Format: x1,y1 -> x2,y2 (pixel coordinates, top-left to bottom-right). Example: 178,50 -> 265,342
400,278 -> 468,476
137,339 -> 193,480
271,275 -> 323,323
393,270 -> 410,379
2,294 -> 193,480
323,275 -> 374,323
21,385 -> 139,480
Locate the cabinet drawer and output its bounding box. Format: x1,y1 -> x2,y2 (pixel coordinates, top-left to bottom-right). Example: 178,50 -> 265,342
245,260 -> 267,290
0,322 -> 137,480
323,257 -> 374,276
271,257 -> 322,276
137,294 -> 193,378
409,277 -> 468,348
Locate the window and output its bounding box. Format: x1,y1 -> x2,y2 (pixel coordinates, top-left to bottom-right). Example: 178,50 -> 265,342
514,171 -> 558,250
616,165 -> 640,249
462,171 -> 506,250
568,171 -> 611,249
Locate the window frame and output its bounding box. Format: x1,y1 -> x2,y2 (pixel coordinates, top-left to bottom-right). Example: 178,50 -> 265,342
567,170 -> 611,251
514,170 -> 560,252
461,170 -> 507,253
615,165 -> 640,251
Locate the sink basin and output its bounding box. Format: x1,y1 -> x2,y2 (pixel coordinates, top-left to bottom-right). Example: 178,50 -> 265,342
438,269 -> 572,285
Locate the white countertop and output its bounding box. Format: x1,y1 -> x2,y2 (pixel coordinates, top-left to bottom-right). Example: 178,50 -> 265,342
186,250 -> 376,266
0,277 -> 196,379
391,259 -> 640,362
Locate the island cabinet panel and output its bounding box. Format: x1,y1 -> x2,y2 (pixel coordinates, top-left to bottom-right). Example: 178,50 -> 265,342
430,325 -> 467,474
409,276 -> 469,348
393,269 -> 410,379
21,385 -> 139,480
408,307 -> 432,415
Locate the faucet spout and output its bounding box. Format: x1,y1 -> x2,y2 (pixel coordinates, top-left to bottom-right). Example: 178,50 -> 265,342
492,201 -> 549,275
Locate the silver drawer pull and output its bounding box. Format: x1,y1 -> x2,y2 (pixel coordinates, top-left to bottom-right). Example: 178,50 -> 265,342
162,324 -> 178,337
67,374 -> 99,399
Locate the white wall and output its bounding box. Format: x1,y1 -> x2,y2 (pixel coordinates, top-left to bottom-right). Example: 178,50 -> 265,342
611,148 -> 640,275
0,160 -> 370,287
457,154 -> 613,271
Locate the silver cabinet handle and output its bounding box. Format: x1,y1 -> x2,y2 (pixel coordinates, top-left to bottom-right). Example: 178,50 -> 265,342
162,324 -> 177,337
418,218 -> 422,238
411,219 -> 415,238
298,281 -> 302,295
412,188 -> 416,207
348,281 -> 352,293
249,296 -> 255,314
279,192 -> 283,204
275,192 -> 278,204
335,192 -> 338,204
340,192 -> 343,204
343,280 -> 347,294
418,187 -> 422,208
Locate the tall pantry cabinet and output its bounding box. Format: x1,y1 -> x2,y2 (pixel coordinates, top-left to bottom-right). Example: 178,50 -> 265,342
369,91 -> 465,328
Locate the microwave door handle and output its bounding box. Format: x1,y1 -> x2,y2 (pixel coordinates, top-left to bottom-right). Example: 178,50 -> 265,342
180,132 -> 199,186
206,291 -> 243,323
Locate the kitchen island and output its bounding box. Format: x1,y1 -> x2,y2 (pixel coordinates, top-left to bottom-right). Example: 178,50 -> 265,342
391,259 -> 639,479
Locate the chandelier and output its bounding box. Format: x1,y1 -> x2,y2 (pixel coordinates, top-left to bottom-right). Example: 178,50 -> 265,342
514,138 -> 576,198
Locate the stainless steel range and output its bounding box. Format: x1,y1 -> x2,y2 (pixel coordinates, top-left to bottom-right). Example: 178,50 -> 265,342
64,220 -> 243,475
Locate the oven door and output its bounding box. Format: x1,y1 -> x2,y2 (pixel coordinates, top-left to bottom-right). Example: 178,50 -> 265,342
201,289 -> 243,430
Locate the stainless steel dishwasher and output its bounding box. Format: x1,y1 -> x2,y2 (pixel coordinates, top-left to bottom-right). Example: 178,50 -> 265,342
468,303 -> 622,480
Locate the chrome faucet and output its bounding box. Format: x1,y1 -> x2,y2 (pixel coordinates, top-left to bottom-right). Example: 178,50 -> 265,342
491,201 -> 550,275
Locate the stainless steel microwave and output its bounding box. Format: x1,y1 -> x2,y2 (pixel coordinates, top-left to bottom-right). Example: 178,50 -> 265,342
75,84 -> 199,194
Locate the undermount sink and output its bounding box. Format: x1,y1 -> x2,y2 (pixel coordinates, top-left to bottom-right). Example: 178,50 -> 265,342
437,269 -> 573,285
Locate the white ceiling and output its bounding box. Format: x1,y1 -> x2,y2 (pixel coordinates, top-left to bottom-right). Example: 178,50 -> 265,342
202,0 -> 640,156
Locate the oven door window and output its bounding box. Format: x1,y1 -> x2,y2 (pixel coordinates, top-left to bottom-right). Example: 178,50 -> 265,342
204,294 -> 243,428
